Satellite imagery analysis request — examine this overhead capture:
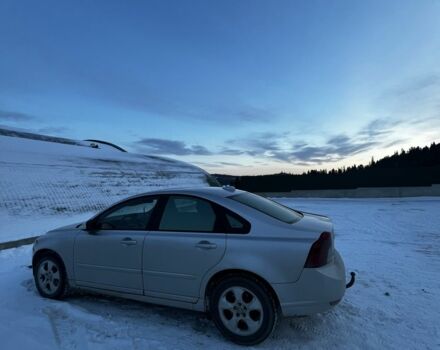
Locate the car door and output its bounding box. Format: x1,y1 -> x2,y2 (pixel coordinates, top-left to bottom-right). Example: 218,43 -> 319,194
143,195 -> 226,303
74,196 -> 159,295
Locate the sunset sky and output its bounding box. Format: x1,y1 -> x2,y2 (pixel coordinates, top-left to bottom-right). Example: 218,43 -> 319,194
1,0 -> 439,175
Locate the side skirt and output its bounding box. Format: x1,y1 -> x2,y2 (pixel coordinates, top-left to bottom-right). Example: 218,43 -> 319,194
70,284 -> 207,313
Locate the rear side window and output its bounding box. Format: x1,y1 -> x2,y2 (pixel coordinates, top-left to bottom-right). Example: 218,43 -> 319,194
224,212 -> 250,234
226,213 -> 244,229
159,196 -> 217,232
229,192 -> 302,224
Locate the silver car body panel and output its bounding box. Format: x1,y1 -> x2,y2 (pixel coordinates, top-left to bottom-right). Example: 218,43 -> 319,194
33,187 -> 346,317
74,229 -> 146,294
142,231 -> 226,303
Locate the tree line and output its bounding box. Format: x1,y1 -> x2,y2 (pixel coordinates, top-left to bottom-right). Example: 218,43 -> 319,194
216,142 -> 440,192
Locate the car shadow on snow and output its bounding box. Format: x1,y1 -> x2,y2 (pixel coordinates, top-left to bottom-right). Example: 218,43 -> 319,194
69,291 -> 216,336
24,278 -> 224,343
23,276 -> 359,348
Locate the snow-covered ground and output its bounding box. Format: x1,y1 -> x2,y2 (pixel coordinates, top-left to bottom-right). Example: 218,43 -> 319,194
0,131 -> 210,242
0,198 -> 439,349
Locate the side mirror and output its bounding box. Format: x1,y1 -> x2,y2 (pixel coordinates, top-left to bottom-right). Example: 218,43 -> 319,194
85,219 -> 100,232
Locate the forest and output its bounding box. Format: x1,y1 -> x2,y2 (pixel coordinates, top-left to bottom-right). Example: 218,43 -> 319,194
216,143 -> 440,192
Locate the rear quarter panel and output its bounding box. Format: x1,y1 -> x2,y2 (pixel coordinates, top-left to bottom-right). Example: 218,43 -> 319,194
197,193 -> 333,290
222,232 -> 314,284
198,219 -> 323,299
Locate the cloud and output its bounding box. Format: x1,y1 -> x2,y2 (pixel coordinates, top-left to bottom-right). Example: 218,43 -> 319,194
99,78 -> 278,124
193,160 -> 244,168
193,161 -> 222,168
133,116 -> 428,167
408,116 -> 440,126
37,126 -> 70,135
0,110 -> 34,122
134,137 -> 251,157
47,63 -> 278,125
222,117 -> 402,165
287,138 -> 378,164
228,106 -> 276,123
378,73 -> 440,120
357,118 -> 403,139
186,104 -> 278,124
218,147 -> 245,156
228,131 -> 289,155
384,139 -> 406,148
283,118 -> 399,164
135,138 -> 212,156
219,161 -> 243,166
384,74 -> 440,98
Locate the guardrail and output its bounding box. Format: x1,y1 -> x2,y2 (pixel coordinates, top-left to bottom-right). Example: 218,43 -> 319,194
258,184 -> 440,198
0,236 -> 39,251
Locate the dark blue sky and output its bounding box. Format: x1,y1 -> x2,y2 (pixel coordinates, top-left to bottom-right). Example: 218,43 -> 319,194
1,0 -> 439,174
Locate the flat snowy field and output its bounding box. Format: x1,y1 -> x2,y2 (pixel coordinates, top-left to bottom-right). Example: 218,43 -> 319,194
1,198 -> 439,349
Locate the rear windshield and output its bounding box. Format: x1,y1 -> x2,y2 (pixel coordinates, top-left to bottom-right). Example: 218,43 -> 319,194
229,192 -> 303,224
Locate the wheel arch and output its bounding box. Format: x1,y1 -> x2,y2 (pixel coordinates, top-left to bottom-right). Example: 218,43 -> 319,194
32,249 -> 67,275
204,269 -> 281,312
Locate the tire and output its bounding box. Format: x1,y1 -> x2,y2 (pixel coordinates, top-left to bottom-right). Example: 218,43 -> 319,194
210,275 -> 279,345
33,253 -> 68,299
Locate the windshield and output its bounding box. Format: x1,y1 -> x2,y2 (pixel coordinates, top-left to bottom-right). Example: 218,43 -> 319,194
229,192 -> 303,224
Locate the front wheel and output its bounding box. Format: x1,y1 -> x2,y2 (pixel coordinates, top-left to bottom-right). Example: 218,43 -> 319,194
210,276 -> 279,345
34,254 -> 67,299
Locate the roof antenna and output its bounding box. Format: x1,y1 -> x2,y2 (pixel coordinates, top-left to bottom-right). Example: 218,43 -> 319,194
222,185 -> 235,192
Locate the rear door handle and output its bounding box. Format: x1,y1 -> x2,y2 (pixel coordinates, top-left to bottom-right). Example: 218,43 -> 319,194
120,237 -> 137,246
195,240 -> 217,250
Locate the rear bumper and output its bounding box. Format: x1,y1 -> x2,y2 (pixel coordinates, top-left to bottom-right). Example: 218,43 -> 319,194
272,250 -> 346,317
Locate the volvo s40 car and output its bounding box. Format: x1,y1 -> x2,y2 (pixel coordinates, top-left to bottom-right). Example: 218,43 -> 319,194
33,186 -> 351,345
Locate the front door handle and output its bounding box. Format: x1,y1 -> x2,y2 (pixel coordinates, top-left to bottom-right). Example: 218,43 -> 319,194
195,240 -> 217,250
120,237 -> 137,246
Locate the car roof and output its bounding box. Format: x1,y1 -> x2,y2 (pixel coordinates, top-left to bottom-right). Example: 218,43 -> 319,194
127,186 -> 245,200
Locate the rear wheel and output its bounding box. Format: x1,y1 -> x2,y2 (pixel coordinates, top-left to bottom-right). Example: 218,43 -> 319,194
34,254 -> 68,299
210,276 -> 278,345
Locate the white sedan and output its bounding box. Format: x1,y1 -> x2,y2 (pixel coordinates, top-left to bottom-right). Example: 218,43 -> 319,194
33,186 -> 354,345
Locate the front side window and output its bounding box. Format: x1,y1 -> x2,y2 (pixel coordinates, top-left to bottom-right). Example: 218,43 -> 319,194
229,192 -> 302,224
159,196 -> 217,232
97,197 -> 158,230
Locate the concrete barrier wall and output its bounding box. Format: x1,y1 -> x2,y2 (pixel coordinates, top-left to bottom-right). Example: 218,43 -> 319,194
0,236 -> 39,251
258,184 -> 440,198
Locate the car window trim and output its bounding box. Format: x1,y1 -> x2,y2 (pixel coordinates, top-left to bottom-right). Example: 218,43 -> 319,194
221,207 -> 251,234
93,195 -> 160,231
150,194 -> 250,234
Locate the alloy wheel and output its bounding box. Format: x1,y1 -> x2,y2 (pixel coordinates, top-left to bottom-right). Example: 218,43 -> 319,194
217,286 -> 264,336
37,259 -> 61,295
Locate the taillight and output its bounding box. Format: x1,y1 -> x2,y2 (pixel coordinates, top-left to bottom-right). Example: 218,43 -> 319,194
304,232 -> 332,268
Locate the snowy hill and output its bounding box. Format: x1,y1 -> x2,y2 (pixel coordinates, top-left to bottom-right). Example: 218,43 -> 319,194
0,127 -> 214,242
